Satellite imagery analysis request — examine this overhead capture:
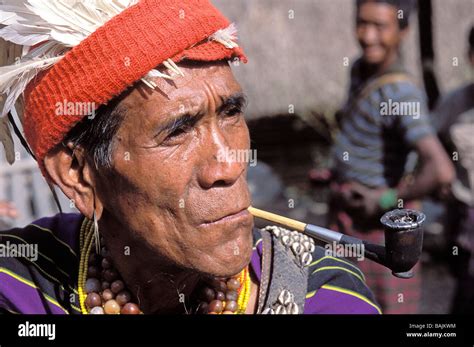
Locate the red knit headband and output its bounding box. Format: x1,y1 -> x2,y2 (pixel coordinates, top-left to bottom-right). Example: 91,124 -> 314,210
19,0 -> 246,177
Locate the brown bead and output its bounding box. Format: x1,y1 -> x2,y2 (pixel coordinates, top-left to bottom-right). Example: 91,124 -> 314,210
101,288 -> 115,301
222,310 -> 235,314
103,268 -> 118,282
200,287 -> 215,302
224,300 -> 238,312
101,281 -> 110,290
110,280 -> 125,294
225,290 -> 238,302
87,266 -> 100,278
207,300 -> 224,313
101,257 -> 112,269
85,278 -> 101,293
215,291 -> 225,301
85,293 -> 102,308
104,299 -> 120,314
197,302 -> 208,314
100,247 -> 108,258
226,278 -> 240,291
210,278 -> 226,292
121,302 -> 140,314
88,253 -> 98,264
116,290 -> 131,306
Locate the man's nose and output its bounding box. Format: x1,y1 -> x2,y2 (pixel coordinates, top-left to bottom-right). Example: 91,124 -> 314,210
197,128 -> 246,189
359,25 -> 378,45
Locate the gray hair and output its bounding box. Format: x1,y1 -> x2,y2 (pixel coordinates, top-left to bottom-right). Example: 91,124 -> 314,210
62,99 -> 126,171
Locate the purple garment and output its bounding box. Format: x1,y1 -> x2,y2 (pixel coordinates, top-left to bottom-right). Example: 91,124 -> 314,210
1,213 -> 380,314
250,237 -> 381,314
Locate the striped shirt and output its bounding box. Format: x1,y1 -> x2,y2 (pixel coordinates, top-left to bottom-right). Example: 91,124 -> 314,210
0,213 -> 380,314
333,58 -> 434,188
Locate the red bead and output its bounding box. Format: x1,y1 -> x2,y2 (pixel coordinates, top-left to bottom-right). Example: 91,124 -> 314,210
121,303 -> 140,314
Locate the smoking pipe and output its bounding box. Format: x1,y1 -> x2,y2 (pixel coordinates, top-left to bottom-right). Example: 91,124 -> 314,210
248,207 -> 425,279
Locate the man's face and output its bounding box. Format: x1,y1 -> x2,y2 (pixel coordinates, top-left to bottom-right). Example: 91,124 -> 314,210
356,2 -> 405,66
95,61 -> 254,278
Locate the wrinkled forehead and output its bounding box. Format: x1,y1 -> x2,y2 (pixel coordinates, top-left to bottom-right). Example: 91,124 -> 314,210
121,60 -> 242,114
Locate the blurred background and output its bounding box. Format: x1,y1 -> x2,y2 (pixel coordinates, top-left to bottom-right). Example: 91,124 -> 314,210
0,0 -> 473,313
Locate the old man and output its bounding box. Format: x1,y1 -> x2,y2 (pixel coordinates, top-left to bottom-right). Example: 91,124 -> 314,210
0,0 -> 379,315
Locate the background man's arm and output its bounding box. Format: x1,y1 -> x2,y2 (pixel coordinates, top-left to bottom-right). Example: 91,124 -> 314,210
397,134 -> 455,201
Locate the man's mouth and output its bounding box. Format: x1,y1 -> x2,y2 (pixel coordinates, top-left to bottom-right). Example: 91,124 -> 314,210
200,207 -> 251,227
363,45 -> 383,55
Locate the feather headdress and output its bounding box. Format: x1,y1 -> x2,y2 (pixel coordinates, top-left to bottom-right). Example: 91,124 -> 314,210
0,0 -> 240,165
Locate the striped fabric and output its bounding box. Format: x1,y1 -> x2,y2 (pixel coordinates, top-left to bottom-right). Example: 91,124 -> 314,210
250,229 -> 381,314
0,213 -> 380,314
333,58 -> 434,188
0,214 -> 82,314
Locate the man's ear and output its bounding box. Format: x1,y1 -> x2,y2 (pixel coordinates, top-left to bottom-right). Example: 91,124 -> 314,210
44,143 -> 103,219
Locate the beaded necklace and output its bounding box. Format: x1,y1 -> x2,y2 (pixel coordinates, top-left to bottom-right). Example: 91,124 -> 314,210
77,218 -> 251,314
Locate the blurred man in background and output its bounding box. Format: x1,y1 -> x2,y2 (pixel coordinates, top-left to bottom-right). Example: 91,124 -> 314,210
328,0 -> 454,313
0,201 -> 17,229
433,26 -> 474,314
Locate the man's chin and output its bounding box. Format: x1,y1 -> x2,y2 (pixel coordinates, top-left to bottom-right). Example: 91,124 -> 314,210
362,53 -> 385,66
196,239 -> 254,278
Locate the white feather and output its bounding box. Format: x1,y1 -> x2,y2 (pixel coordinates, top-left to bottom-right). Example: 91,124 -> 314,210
0,23 -> 50,46
210,23 -> 239,48
0,0 -> 140,125
0,56 -> 63,118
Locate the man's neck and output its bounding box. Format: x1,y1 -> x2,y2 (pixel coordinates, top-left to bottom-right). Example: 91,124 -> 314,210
361,53 -> 401,79
98,219 -> 202,314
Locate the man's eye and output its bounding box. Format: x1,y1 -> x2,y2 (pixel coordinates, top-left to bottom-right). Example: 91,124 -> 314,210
168,127 -> 187,138
162,126 -> 190,144
223,106 -> 242,117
